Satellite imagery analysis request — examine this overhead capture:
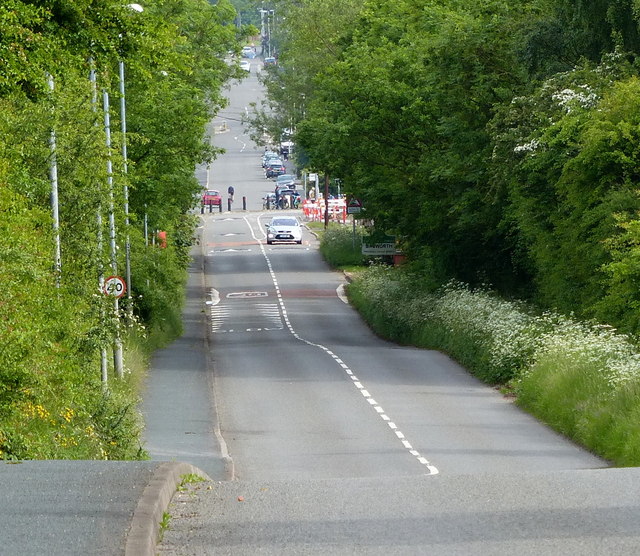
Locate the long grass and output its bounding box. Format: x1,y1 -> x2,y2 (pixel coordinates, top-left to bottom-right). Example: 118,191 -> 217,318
316,224 -> 366,268
346,265 -> 640,466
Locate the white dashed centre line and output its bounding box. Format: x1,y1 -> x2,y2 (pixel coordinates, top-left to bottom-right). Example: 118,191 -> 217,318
244,215 -> 439,476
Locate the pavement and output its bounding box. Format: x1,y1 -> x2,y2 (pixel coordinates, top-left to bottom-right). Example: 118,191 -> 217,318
0,459 -> 209,556
139,230 -> 232,481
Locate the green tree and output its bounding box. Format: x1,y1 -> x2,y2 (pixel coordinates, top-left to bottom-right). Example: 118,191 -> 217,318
0,0 -> 243,459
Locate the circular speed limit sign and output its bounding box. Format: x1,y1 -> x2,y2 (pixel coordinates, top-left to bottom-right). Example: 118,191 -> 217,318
103,275 -> 127,298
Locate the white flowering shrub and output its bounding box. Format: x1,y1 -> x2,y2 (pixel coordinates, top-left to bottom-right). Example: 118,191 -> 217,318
524,317 -> 640,390
551,86 -> 599,112
427,282 -> 550,382
351,271 -> 548,382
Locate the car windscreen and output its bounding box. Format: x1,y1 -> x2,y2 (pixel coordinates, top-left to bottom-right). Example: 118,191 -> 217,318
271,219 -> 297,227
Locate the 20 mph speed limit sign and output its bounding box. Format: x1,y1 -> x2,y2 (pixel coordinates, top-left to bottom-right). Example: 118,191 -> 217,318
103,275 -> 127,298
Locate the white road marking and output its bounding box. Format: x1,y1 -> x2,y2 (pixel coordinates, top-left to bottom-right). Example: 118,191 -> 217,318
240,214 -> 440,476
235,133 -> 247,151
337,284 -> 349,304
209,288 -> 220,306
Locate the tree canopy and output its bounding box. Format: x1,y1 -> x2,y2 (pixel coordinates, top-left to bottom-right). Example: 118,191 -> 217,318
259,0 -> 640,334
0,0 -> 243,459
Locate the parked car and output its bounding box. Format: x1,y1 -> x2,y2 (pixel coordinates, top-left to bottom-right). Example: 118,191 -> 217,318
264,57 -> 277,67
265,160 -> 286,178
202,189 -> 221,207
275,173 -> 296,187
262,151 -> 280,167
265,216 -> 303,245
239,60 -> 251,72
241,46 -> 256,58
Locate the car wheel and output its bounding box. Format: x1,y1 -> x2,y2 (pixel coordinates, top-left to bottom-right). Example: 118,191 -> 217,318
297,240 -> 302,244
267,240 -> 273,245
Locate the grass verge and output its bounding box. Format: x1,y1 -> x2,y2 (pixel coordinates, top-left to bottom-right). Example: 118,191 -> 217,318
309,222 -> 365,269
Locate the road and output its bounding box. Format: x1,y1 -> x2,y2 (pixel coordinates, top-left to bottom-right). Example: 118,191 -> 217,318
145,59 -> 640,554
200,211 -> 603,479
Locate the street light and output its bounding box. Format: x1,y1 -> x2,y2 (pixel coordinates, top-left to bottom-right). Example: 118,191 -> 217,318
47,74 -> 62,287
120,3 -> 144,317
102,89 -> 124,378
106,2 -> 144,378
119,60 -> 132,316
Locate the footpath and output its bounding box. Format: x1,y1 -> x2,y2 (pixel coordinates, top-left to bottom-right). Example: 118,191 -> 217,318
0,459 -> 204,555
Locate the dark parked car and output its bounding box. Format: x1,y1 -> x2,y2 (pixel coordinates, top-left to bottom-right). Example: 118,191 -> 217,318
262,151 -> 280,167
275,173 -> 296,187
265,160 -> 286,178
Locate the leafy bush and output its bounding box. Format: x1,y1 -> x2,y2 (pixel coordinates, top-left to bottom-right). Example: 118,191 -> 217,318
0,0 -> 239,460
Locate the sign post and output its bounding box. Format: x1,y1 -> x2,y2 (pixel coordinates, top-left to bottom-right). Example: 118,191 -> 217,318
347,198 -> 362,214
347,198 -> 362,249
103,275 -> 127,298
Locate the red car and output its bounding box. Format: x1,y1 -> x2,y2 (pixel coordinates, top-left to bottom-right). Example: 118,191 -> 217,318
202,189 -> 222,207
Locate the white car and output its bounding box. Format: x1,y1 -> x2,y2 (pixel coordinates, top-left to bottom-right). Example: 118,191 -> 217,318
239,60 -> 251,72
266,216 -> 303,245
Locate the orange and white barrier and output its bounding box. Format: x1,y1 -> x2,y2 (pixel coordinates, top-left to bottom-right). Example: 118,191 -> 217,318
302,198 -> 347,223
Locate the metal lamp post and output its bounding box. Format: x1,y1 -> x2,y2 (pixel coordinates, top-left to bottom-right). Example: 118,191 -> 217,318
47,74 -> 62,287
120,3 -> 143,316
119,60 -> 132,316
103,89 -> 124,378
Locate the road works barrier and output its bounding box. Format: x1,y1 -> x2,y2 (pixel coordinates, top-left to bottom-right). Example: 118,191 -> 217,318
302,199 -> 347,223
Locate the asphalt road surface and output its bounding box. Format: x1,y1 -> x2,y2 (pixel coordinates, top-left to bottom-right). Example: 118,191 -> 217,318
145,60 -> 640,554
198,211 -> 603,479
